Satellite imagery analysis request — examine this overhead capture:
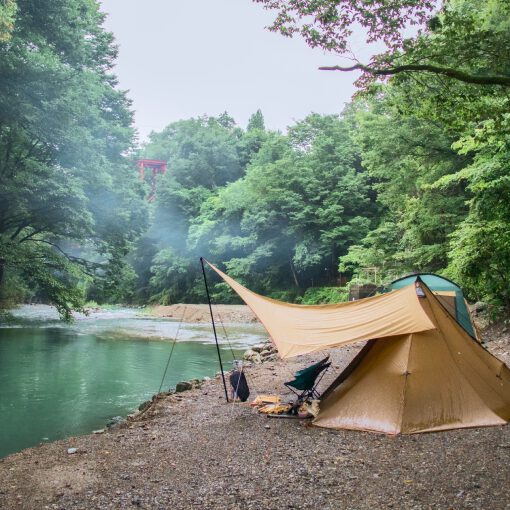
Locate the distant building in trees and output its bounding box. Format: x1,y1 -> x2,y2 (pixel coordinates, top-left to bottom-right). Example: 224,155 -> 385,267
136,159 -> 167,201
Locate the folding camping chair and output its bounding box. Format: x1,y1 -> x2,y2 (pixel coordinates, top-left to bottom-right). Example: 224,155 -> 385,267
284,355 -> 331,405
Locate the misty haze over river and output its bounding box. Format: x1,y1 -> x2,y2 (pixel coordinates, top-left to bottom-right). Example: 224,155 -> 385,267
0,305 -> 267,458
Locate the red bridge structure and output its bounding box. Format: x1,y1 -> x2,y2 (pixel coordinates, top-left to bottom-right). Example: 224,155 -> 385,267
136,159 -> 167,201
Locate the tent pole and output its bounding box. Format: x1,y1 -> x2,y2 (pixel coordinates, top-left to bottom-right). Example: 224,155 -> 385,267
200,257 -> 229,402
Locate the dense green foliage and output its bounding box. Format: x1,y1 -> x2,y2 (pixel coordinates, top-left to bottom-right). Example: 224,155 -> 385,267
0,0 -> 16,41
299,286 -> 349,305
0,0 -> 146,318
337,0 -> 510,309
1,0 -> 509,314
136,112 -> 375,303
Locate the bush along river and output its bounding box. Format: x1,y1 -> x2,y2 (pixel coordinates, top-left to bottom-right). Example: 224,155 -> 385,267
0,305 -> 267,458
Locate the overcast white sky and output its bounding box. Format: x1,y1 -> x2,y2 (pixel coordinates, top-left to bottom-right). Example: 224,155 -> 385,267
100,0 -> 372,142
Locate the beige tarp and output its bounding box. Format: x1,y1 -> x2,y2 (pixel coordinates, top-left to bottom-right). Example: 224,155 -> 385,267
206,261 -> 435,358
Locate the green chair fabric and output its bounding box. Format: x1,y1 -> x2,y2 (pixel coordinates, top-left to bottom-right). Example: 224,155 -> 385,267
285,356 -> 331,396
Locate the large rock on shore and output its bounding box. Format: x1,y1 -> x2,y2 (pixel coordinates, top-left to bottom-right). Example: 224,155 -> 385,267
175,381 -> 193,392
106,416 -> 126,429
243,341 -> 277,363
470,301 -> 487,316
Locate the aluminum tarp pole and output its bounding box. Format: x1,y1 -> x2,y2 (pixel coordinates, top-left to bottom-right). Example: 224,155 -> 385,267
200,257 -> 229,402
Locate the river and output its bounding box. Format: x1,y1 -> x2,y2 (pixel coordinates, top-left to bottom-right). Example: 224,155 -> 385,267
0,305 -> 267,458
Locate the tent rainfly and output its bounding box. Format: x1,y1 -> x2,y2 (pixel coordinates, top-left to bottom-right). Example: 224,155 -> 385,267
387,273 -> 478,339
205,261 -> 510,434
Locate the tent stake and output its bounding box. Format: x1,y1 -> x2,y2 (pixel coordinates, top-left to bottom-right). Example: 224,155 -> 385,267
200,257 -> 229,402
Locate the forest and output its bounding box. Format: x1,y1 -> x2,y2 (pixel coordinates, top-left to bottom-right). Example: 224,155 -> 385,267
0,0 -> 509,318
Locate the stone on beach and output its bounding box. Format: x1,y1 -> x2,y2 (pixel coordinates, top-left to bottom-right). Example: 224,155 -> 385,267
175,381 -> 193,393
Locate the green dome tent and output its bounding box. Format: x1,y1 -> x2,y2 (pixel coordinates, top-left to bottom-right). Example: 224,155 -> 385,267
386,274 -> 476,339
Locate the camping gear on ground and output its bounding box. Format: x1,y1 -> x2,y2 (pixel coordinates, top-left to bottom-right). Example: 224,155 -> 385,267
386,273 -> 478,339
299,400 -> 320,418
258,403 -> 292,414
203,260 -> 510,434
229,360 -> 250,402
284,355 -> 331,402
250,395 -> 281,406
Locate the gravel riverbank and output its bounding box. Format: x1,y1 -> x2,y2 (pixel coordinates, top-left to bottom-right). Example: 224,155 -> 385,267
150,303 -> 258,324
0,308 -> 509,509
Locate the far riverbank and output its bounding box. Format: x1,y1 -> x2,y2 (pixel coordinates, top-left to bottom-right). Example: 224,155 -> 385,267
150,303 -> 258,324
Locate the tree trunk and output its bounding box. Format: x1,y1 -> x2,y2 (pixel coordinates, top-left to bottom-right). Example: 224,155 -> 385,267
289,255 -> 300,288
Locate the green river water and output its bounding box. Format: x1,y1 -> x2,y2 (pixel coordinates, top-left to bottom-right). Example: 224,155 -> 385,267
0,305 -> 267,458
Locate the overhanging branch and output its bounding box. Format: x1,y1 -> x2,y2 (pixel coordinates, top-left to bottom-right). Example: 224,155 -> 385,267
32,239 -> 104,277
319,63 -> 510,87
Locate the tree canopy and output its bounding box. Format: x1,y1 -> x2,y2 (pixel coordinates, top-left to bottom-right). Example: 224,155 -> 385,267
130,111 -> 375,304
0,0 -> 16,41
255,0 -> 510,88
0,0 -> 146,318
